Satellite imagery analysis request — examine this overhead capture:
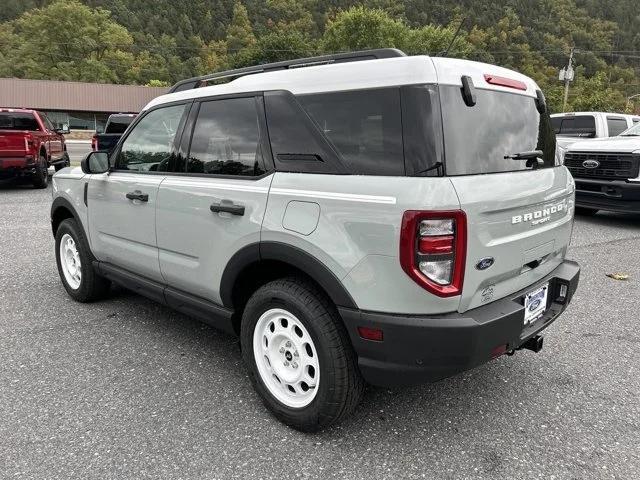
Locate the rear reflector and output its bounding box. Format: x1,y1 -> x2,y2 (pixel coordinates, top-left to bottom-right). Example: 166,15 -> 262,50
490,344 -> 507,359
358,326 -> 384,342
484,74 -> 527,91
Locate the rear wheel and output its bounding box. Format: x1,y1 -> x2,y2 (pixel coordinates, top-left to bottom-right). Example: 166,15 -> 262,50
241,277 -> 364,432
575,207 -> 598,216
55,218 -> 111,302
32,154 -> 48,188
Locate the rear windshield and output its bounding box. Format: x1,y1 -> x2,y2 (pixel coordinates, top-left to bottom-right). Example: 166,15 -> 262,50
550,115 -> 596,137
0,112 -> 39,131
105,116 -> 134,134
440,86 -> 556,176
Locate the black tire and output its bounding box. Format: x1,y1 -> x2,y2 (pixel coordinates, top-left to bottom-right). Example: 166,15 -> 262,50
54,152 -> 70,172
241,277 -> 364,432
32,154 -> 48,188
575,207 -> 599,216
55,218 -> 111,302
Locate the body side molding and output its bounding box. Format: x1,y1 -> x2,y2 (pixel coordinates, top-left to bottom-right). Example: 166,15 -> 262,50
94,261 -> 235,335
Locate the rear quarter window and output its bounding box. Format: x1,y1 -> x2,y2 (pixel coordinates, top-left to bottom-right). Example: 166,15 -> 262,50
297,88 -> 404,176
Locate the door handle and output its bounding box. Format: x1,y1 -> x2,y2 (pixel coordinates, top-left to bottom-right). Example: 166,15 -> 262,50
210,202 -> 245,216
126,190 -> 149,202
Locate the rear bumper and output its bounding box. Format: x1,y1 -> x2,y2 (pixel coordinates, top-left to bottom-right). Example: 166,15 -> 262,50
0,157 -> 35,178
574,178 -> 640,213
339,260 -> 580,387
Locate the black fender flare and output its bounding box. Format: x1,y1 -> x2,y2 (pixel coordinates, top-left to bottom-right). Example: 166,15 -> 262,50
50,196 -> 83,237
219,242 -> 357,310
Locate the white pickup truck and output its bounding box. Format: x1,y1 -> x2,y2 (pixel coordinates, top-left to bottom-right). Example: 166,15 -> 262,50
563,121 -> 640,215
551,112 -> 640,154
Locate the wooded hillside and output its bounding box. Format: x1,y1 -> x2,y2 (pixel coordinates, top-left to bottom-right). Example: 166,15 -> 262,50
0,0 -> 638,113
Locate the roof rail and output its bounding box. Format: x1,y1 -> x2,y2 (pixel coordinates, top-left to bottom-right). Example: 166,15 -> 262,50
168,48 -> 406,93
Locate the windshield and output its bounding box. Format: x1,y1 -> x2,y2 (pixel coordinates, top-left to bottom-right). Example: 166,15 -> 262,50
0,112 -> 39,131
620,122 -> 640,136
440,86 -> 556,176
550,115 -> 596,137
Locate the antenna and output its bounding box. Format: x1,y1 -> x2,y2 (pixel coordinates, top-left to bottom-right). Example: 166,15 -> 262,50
442,17 -> 467,57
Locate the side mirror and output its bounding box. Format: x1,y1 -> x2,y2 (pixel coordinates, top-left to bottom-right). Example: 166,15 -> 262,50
55,124 -> 70,134
81,151 -> 110,174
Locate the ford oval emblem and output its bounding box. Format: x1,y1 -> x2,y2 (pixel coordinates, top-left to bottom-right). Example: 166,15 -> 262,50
529,299 -> 541,311
475,257 -> 495,270
582,159 -> 600,169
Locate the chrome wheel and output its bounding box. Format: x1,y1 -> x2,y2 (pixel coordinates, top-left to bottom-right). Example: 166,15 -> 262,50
253,308 -> 320,408
59,233 -> 81,290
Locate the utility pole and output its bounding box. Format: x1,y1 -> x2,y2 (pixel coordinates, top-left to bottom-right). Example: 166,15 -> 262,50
559,48 -> 575,112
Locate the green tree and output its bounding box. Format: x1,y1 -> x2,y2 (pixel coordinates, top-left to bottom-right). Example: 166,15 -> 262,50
323,7 -> 407,52
227,2 -> 256,53
6,0 -> 133,82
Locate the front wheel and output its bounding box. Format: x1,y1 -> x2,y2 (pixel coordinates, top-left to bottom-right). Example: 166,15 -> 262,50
55,218 -> 111,302
241,277 -> 364,432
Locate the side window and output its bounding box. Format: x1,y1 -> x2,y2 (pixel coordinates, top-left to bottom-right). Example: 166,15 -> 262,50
117,104 -> 187,172
298,88 -> 404,175
40,113 -> 54,131
553,115 -> 596,137
607,117 -> 628,136
187,97 -> 265,176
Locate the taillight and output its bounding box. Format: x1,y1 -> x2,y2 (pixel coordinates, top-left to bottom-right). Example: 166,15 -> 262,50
24,134 -> 34,153
91,135 -> 98,151
400,210 -> 467,297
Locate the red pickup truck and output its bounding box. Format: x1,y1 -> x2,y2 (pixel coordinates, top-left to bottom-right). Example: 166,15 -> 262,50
0,108 -> 70,188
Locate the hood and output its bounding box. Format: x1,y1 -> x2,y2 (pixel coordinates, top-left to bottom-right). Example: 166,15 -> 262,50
567,136 -> 640,153
556,136 -> 582,150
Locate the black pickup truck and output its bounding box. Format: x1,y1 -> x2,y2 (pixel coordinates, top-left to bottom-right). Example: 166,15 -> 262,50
91,114 -> 135,153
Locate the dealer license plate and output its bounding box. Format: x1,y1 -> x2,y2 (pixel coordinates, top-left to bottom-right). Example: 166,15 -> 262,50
523,283 -> 549,325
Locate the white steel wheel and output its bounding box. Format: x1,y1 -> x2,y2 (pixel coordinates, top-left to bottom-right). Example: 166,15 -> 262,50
253,308 -> 320,409
59,233 -> 82,290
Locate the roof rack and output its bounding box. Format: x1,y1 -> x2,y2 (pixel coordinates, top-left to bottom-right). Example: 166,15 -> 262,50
168,48 -> 406,93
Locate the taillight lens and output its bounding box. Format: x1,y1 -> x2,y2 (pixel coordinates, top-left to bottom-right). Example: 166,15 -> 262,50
400,210 -> 467,297
24,134 -> 34,153
91,135 -> 98,151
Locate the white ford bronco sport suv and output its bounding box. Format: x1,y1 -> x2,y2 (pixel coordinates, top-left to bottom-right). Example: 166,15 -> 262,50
51,49 -> 580,431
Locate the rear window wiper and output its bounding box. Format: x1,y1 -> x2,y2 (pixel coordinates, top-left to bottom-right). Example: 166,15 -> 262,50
504,150 -> 544,169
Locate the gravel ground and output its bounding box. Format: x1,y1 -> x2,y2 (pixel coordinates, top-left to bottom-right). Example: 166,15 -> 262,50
0,180 -> 638,480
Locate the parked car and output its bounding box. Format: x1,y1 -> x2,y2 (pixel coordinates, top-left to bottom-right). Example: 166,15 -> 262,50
551,112 -> 640,159
91,113 -> 136,153
563,121 -> 640,215
51,49 -> 580,431
0,108 -> 69,187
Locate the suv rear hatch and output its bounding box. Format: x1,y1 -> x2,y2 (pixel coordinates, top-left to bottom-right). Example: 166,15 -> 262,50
432,62 -> 574,313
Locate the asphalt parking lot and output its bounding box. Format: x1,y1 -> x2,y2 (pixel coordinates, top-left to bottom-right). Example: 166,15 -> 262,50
1,181 -> 638,480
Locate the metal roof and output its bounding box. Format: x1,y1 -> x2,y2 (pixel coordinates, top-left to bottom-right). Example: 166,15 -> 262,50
0,77 -> 168,113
